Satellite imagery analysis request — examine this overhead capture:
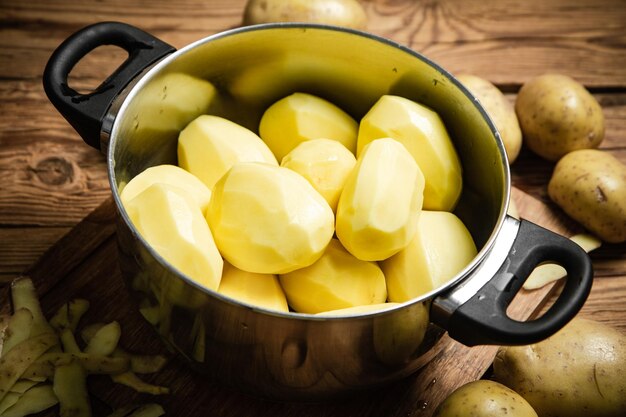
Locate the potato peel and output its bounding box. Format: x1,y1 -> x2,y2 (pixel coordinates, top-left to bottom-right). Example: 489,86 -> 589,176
523,233 -> 602,290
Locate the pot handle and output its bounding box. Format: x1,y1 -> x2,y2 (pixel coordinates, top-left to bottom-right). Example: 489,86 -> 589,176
432,217 -> 593,346
43,21 -> 175,150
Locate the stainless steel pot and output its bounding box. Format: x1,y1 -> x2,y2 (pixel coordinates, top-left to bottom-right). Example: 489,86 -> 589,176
43,22 -> 593,400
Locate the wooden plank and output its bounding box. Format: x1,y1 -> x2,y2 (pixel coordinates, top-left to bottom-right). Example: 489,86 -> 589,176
1,0 -> 625,86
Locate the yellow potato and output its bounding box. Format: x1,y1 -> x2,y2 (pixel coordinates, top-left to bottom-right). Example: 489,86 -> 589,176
218,262 -> 289,312
433,380 -> 538,417
548,149 -> 626,243
279,239 -> 387,314
242,0 -> 367,30
259,92 -> 358,161
178,115 -> 278,189
207,162 -> 334,274
336,138 -> 424,261
120,164 -> 212,214
456,74 -> 522,164
281,138 -> 356,212
357,95 -> 462,211
381,211 -> 477,302
515,73 -> 604,161
493,318 -> 626,417
123,183 -> 223,291
315,303 -> 400,316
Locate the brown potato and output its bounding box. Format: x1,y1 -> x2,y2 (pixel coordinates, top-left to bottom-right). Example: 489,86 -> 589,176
493,318 -> 626,417
243,0 -> 367,30
456,74 -> 522,164
548,149 -> 626,243
433,380 -> 538,417
515,74 -> 604,161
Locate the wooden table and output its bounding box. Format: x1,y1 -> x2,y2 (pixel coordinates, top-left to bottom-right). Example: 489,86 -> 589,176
0,0 -> 624,415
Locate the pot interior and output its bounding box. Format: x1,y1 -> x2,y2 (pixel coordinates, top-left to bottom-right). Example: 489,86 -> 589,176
110,24 -> 508,295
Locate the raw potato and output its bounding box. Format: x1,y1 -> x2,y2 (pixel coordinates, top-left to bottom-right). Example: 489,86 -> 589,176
433,380 -> 538,417
178,115 -> 278,189
120,165 -> 212,215
279,239 -> 387,313
515,73 -> 604,161
336,138 -> 424,261
548,149 -> 626,243
493,318 -> 626,417
316,303 -> 400,316
281,138 -> 356,213
124,183 -> 224,291
207,162 -> 334,274
456,74 -> 522,164
381,211 -> 477,302
357,95 -> 462,211
218,262 -> 289,312
243,0 -> 367,30
259,92 -> 358,161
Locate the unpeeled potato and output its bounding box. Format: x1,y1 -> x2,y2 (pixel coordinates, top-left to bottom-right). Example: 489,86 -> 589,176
243,0 -> 367,30
548,149 -> 626,243
515,74 -> 604,161
456,74 -> 522,164
493,318 -> 626,417
433,380 -> 538,417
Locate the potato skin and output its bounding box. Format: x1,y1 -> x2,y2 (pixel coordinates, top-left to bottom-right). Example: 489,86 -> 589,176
515,73 -> 604,161
493,318 -> 626,417
456,74 -> 522,164
243,0 -> 367,30
433,380 -> 538,417
548,149 -> 626,243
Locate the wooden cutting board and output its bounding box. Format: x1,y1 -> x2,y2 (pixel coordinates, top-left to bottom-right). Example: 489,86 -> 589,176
1,187 -> 624,417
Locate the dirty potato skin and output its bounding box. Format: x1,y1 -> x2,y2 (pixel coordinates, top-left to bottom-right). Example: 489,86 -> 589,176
433,380 -> 538,417
456,74 -> 522,164
548,149 -> 626,243
243,0 -> 367,30
515,74 -> 604,161
493,318 -> 626,417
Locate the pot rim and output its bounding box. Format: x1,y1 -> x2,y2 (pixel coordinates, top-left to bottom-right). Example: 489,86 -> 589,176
106,22 -> 510,321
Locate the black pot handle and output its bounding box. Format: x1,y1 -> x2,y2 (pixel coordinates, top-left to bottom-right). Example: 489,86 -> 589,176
433,218 -> 593,346
43,21 -> 175,150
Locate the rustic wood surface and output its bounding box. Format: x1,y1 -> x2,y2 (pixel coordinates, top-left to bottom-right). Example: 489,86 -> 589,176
0,0 -> 625,415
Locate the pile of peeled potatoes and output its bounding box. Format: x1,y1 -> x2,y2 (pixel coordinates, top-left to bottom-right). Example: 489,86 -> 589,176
120,91 -> 476,315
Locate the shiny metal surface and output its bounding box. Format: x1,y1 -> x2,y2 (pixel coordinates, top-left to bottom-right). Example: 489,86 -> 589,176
106,24 -> 508,399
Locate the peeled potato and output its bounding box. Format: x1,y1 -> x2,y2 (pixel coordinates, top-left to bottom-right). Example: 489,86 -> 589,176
548,149 -> 626,243
336,138 -> 424,261
456,74 -> 522,164
316,303 -> 400,316
493,318 -> 626,417
243,0 -> 367,30
259,92 -> 358,161
515,73 -> 604,161
178,115 -> 277,189
124,183 -> 223,291
218,262 -> 289,312
120,164 -> 211,215
433,380 -> 538,417
381,211 -> 477,302
206,162 -> 334,274
279,239 -> 387,314
357,95 -> 462,211
281,138 -> 356,212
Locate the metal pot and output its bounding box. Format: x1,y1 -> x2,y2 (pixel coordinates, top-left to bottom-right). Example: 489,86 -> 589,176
43,22 -> 592,400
